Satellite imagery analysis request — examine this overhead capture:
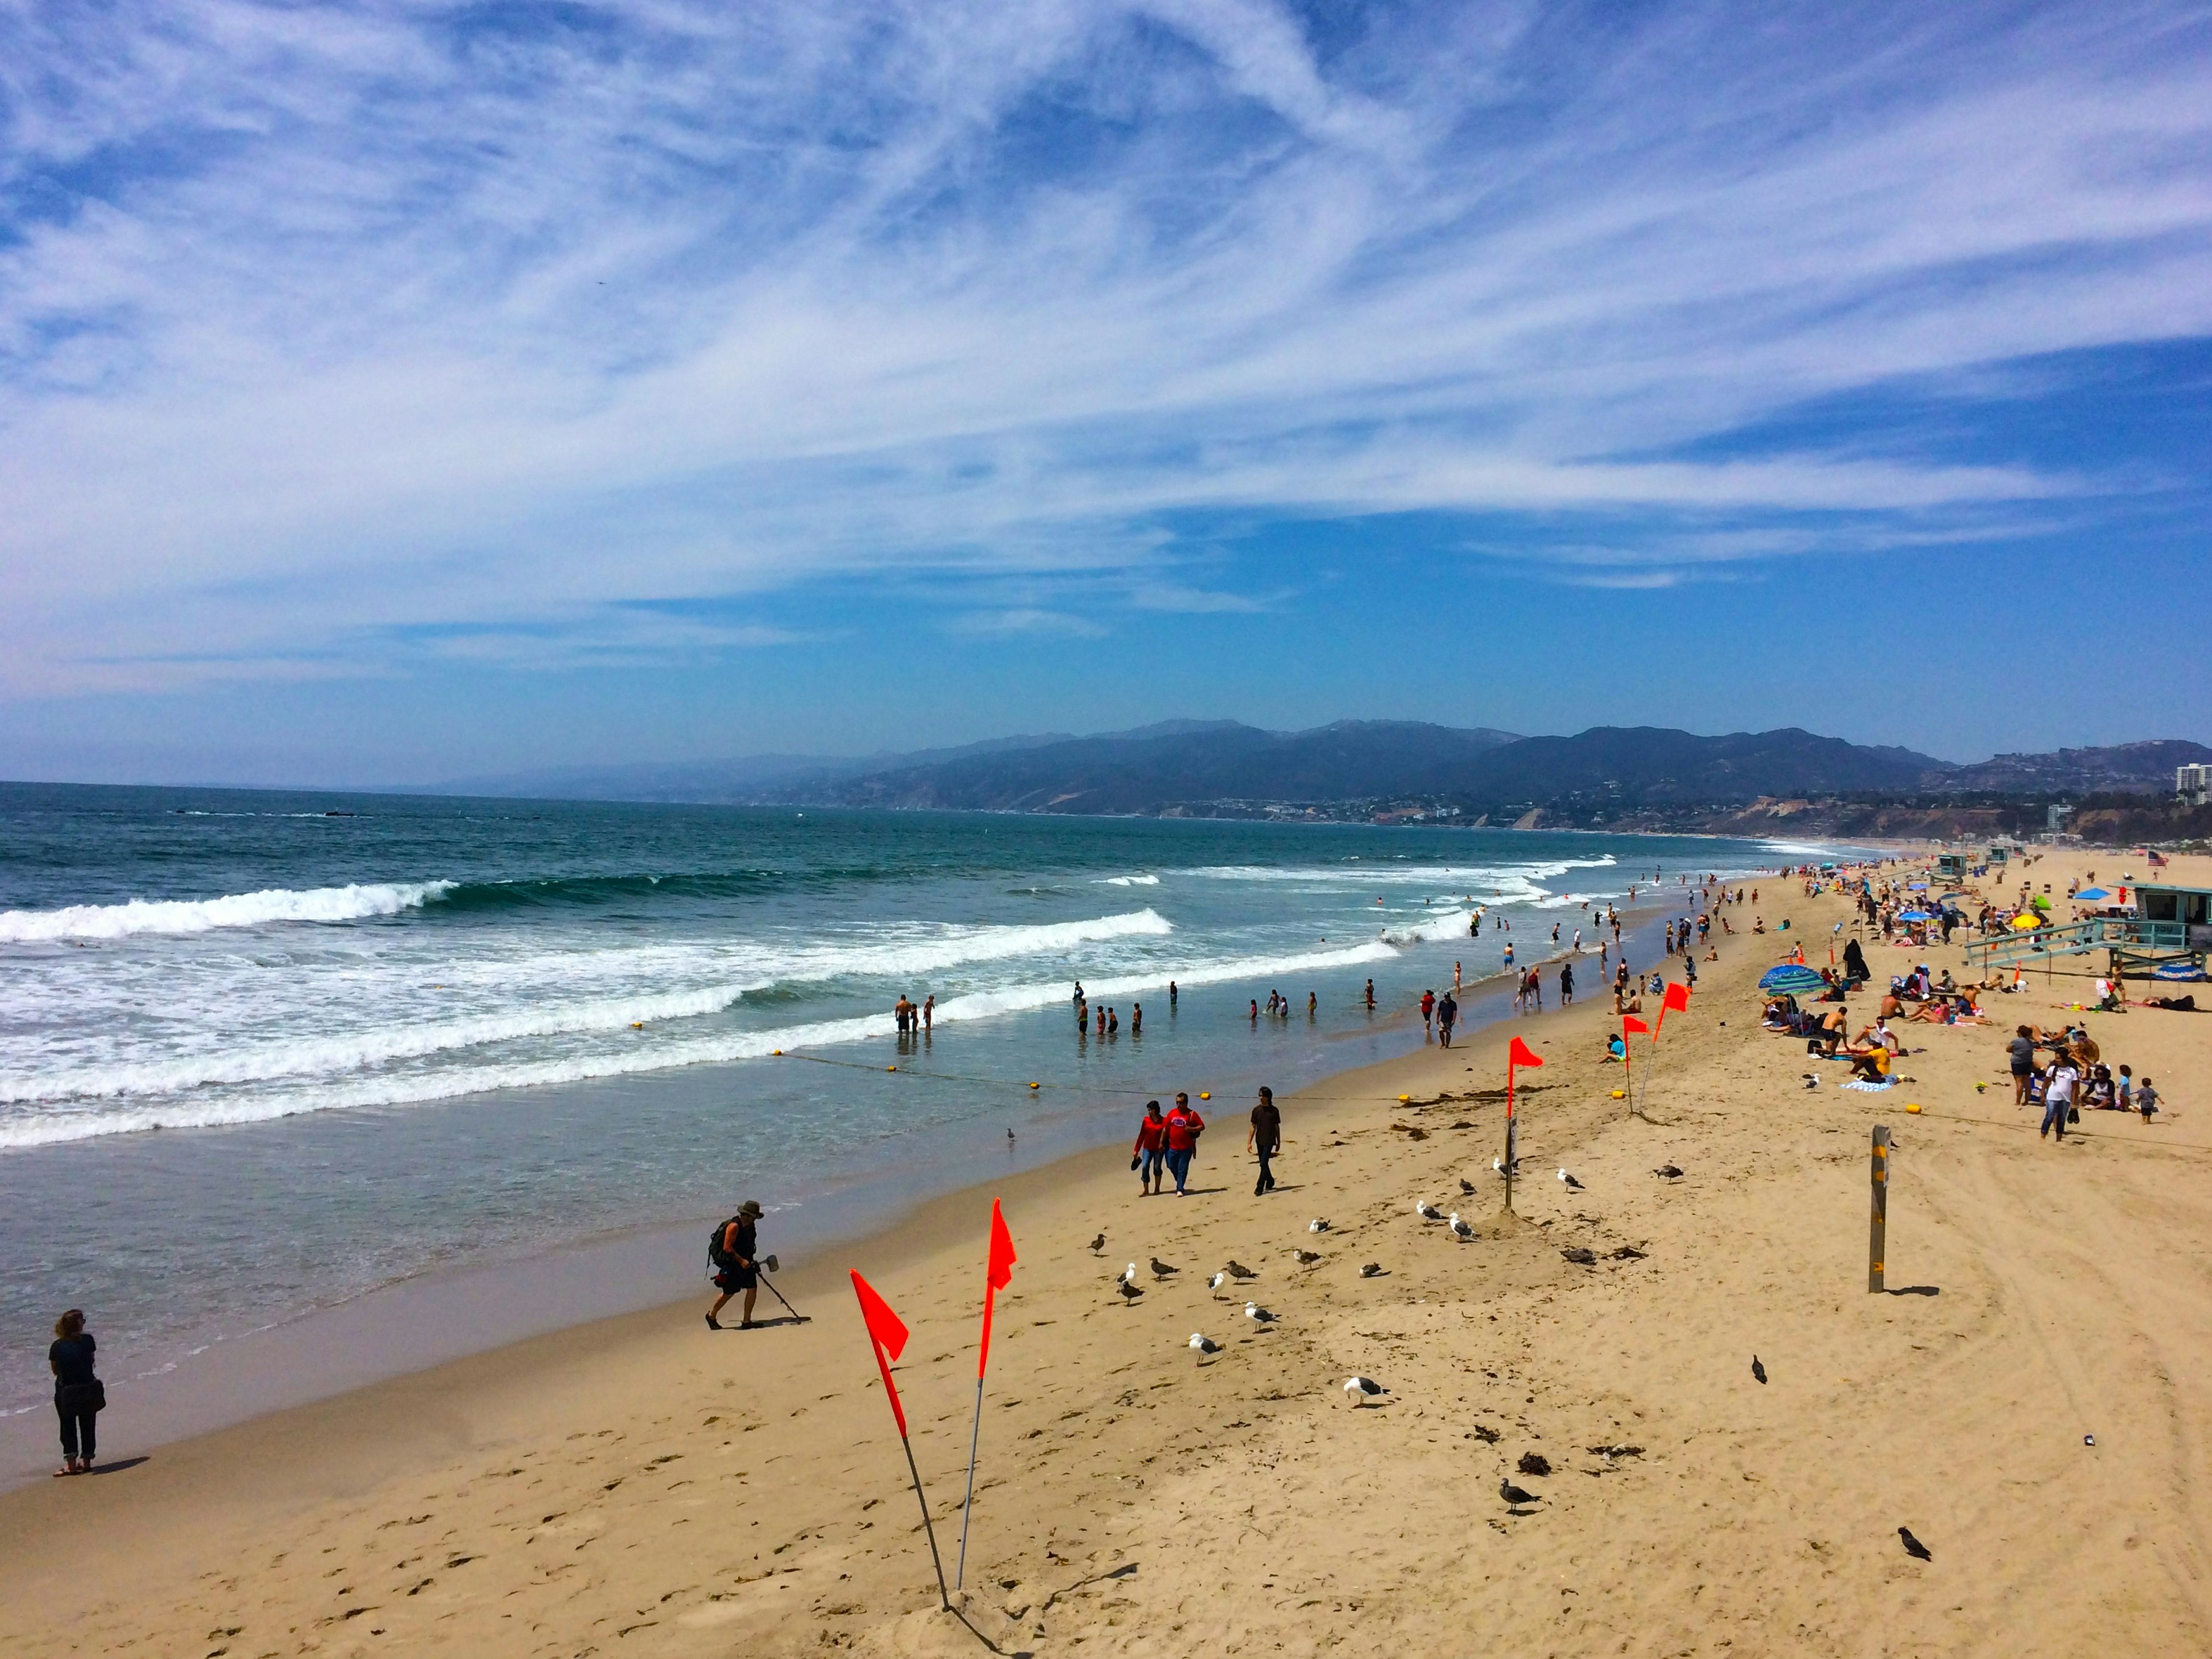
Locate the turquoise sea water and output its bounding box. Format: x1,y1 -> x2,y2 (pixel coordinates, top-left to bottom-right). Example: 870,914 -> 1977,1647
0,783 -> 1819,1414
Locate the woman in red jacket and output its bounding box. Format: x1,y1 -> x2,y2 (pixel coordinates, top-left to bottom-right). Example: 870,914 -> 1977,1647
1163,1093 -> 1206,1195
1132,1100 -> 1168,1195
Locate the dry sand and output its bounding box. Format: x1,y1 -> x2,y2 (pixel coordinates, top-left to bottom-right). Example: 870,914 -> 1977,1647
4,846 -> 2211,1657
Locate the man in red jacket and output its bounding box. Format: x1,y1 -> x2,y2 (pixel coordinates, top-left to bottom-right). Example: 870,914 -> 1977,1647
1163,1092 -> 1206,1196
1132,1100 -> 1168,1194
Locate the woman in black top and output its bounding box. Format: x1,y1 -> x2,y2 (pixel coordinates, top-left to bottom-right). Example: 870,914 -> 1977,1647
50,1308 -> 103,1476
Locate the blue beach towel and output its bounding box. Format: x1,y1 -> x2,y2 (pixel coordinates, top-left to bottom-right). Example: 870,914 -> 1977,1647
1841,1079 -> 1895,1092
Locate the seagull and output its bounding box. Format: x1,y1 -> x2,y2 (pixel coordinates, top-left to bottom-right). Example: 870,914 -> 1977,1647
1308,1219 -> 1330,1233
1244,1302 -> 1275,1324
1499,1477 -> 1541,1508
1189,1333 -> 1221,1355
1561,1247 -> 1598,1266
1898,1527 -> 1932,1561
1556,1169 -> 1584,1190
1609,1244 -> 1647,1260
1416,1199 -> 1445,1221
1225,1261 -> 1258,1280
1088,1232 -> 1107,1253
1294,1249 -> 1322,1265
1652,1164 -> 1683,1180
1360,1262 -> 1384,1277
1208,1271 -> 1228,1294
1459,1177 -> 1478,1195
1150,1257 -> 1178,1279
1752,1355 -> 1768,1384
1116,1280 -> 1143,1302
1448,1213 -> 1476,1242
1118,1262 -> 1138,1285
1343,1376 -> 1386,1405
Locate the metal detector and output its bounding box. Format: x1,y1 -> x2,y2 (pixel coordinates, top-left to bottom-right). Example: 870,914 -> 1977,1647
758,1254 -> 809,1323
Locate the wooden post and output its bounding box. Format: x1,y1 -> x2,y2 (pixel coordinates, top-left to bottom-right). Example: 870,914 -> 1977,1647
1868,1126 -> 1890,1293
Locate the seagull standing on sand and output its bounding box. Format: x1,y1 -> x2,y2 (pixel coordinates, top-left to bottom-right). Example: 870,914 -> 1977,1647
1225,1261 -> 1257,1280
1150,1257 -> 1178,1280
1209,1271 -> 1228,1296
1652,1165 -> 1683,1180
1448,1213 -> 1475,1242
1189,1334 -> 1221,1355
1752,1355 -> 1768,1384
1294,1249 -> 1322,1265
1308,1219 -> 1331,1233
1360,1263 -> 1384,1278
1459,1178 -> 1477,1195
1117,1280 -> 1143,1303
1119,1262 -> 1138,1285
1556,1169 -> 1584,1191
1244,1303 -> 1275,1324
1898,1527 -> 1933,1561
1499,1477 -> 1541,1509
1416,1199 -> 1445,1221
1088,1232 -> 1107,1253
1343,1377 -> 1387,1405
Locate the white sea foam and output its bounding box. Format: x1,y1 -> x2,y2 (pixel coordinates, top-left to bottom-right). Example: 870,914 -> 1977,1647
1097,873 -> 1160,885
0,908 -> 1177,1105
0,881 -> 455,942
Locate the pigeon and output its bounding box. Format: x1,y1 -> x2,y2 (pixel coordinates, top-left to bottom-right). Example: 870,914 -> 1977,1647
1561,1247 -> 1598,1266
1448,1213 -> 1476,1242
1208,1271 -> 1228,1294
1556,1169 -> 1584,1190
1898,1527 -> 1932,1561
1416,1199 -> 1445,1222
1652,1164 -> 1683,1180
1244,1302 -> 1275,1324
1294,1249 -> 1322,1265
1343,1376 -> 1387,1405
1225,1261 -> 1258,1280
1150,1257 -> 1178,1279
1088,1232 -> 1107,1253
1118,1262 -> 1138,1284
1189,1333 -> 1221,1355
1752,1355 -> 1767,1384
1360,1262 -> 1384,1278
1459,1177 -> 1478,1195
1308,1219 -> 1331,1233
1117,1280 -> 1144,1302
1499,1477 -> 1541,1508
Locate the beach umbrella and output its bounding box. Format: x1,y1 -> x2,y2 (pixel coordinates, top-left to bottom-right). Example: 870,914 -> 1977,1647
2074,887 -> 2111,902
2152,963 -> 2208,982
2029,894 -> 2051,912
1897,909 -> 1935,923
2010,914 -> 2043,931
1759,964 -> 1826,996
1906,882 -> 1928,891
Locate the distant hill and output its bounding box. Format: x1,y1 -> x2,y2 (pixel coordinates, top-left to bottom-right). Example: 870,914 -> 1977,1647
424,724 -> 2209,823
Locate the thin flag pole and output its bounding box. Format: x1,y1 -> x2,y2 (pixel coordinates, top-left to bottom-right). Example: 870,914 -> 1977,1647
851,1271 -> 951,1612
956,1199 -> 1016,1593
904,1434 -> 952,1611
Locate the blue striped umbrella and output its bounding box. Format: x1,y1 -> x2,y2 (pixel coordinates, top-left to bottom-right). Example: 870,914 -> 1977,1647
1759,964 -> 1826,996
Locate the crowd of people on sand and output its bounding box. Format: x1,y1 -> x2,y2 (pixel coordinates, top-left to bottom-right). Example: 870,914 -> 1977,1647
2008,1021 -> 2159,1141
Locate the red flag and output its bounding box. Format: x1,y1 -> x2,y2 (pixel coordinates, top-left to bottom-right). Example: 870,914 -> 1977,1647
851,1270 -> 912,1436
977,1199 -> 1017,1380
1655,980 -> 1691,1036
1621,1015 -> 1649,1035
1507,1035 -> 1544,1068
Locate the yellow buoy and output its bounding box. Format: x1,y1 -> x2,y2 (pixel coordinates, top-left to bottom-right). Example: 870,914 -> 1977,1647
887,1065 -> 897,1072
1398,1093 -> 1411,1103
1610,1089 -> 1626,1100
772,1049 -> 783,1056
1905,1102 -> 1923,1114
631,1021 -> 644,1029
1199,1091 -> 1211,1100
1028,1081 -> 1040,1090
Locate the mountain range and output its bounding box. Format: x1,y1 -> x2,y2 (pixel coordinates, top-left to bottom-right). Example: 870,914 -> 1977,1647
427,722 -> 2212,822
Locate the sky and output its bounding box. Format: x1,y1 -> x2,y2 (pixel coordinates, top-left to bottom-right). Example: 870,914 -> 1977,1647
2,0 -> 2210,786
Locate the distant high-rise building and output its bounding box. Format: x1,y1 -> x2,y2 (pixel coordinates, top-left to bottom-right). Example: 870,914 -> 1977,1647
2180,763 -> 2212,807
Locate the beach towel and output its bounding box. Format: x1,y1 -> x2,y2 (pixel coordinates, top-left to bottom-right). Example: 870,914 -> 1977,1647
1841,1079 -> 1895,1092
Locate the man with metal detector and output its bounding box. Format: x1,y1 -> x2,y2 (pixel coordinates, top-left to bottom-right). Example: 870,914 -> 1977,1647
707,1199 -> 764,1330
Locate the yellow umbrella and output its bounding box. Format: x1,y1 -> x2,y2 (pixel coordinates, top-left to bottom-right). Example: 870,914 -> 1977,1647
2010,914 -> 2041,930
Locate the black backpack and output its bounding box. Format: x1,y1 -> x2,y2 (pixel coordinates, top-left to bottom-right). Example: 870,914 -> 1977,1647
709,1218 -> 739,1268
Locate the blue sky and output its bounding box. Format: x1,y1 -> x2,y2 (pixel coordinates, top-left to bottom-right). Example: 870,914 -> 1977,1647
2,0 -> 2209,784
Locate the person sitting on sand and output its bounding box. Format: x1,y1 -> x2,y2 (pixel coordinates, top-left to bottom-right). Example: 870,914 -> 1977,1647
1848,1045 -> 1893,1084
1605,1033 -> 1627,1062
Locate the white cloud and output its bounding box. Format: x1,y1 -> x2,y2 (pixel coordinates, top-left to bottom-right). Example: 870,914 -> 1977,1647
1,0 -> 2208,690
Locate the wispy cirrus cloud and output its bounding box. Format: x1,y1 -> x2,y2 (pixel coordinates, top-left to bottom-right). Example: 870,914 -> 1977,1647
1,0 -> 2209,692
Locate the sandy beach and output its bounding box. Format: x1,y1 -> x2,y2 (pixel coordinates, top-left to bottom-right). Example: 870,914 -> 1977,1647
5,845 -> 2211,1657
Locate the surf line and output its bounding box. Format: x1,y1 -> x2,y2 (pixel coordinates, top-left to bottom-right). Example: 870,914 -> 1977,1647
768,1049 -> 1483,1106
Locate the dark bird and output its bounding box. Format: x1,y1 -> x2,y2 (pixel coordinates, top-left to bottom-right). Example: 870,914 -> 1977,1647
1609,1244 -> 1648,1260
1898,1527 -> 1932,1561
1150,1257 -> 1178,1279
1556,1169 -> 1584,1190
1561,1247 -> 1599,1266
1752,1355 -> 1768,1384
1499,1477 -> 1541,1508
1294,1249 -> 1322,1265
1088,1232 -> 1107,1253
1653,1164 -> 1683,1180
1459,1177 -> 1478,1195
1360,1262 -> 1384,1278
1225,1261 -> 1258,1280
1116,1280 -> 1144,1303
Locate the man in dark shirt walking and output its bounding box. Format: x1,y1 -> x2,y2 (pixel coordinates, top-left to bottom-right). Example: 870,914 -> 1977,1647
1248,1086 -> 1282,1196
707,1199 -> 764,1330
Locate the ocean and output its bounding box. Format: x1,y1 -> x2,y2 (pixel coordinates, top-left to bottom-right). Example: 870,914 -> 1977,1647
0,782 -> 1817,1427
